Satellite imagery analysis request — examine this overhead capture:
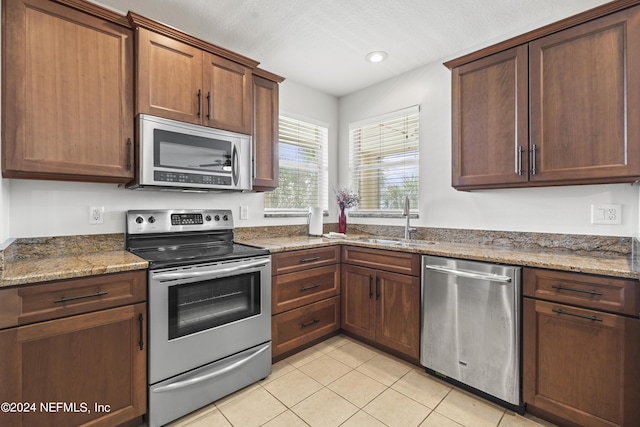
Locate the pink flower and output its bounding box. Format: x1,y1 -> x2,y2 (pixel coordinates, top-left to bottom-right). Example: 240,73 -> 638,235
335,188 -> 359,209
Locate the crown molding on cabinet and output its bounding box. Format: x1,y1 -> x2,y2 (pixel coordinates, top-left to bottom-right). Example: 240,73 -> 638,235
53,0 -> 130,27
444,0 -> 640,69
127,12 -> 260,69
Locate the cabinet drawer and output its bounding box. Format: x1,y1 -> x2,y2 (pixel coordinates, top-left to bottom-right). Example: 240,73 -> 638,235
342,246 -> 420,276
524,268 -> 639,316
0,271 -> 146,328
272,296 -> 340,357
272,246 -> 340,275
272,264 -> 340,315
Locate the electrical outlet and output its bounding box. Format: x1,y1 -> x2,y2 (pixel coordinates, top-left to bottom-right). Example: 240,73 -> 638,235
240,205 -> 249,220
591,204 -> 621,225
89,206 -> 104,225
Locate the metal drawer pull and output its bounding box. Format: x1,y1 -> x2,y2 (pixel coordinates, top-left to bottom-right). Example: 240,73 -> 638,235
300,284 -> 321,291
516,145 -> 524,175
138,313 -> 144,350
301,319 -> 320,329
552,308 -> 603,322
530,144 -> 538,175
369,276 -> 373,299
300,257 -> 321,263
54,290 -> 108,303
551,285 -> 602,296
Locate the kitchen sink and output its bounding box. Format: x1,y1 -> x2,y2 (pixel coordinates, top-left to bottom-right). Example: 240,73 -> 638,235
359,238 -> 403,245
357,237 -> 437,247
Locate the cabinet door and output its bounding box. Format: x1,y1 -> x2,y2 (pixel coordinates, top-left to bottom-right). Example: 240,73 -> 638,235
2,0 -> 134,182
523,298 -> 640,427
202,53 -> 252,134
0,304 -> 147,427
341,264 -> 375,340
451,46 -> 529,190
252,75 -> 279,191
136,28 -> 202,124
375,270 -> 420,360
529,6 -> 640,184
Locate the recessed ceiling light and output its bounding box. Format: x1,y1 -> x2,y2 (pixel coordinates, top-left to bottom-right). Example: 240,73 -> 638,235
365,51 -> 388,63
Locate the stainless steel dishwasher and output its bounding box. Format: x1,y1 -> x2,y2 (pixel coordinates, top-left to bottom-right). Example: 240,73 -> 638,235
421,255 -> 523,411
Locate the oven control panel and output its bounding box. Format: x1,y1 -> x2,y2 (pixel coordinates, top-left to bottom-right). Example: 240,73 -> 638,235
126,209 -> 233,234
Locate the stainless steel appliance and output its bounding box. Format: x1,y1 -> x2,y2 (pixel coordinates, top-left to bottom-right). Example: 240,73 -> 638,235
127,115 -> 252,191
126,209 -> 271,427
421,255 -> 523,412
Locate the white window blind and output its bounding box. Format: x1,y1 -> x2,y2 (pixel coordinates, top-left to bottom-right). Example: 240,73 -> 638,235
350,106 -> 419,213
264,116 -> 329,213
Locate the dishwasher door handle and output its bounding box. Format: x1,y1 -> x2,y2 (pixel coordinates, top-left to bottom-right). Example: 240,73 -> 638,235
424,264 -> 512,283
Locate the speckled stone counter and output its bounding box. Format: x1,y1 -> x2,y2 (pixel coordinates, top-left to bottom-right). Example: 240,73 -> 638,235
0,234 -> 147,288
235,225 -> 638,280
1,227 -> 636,287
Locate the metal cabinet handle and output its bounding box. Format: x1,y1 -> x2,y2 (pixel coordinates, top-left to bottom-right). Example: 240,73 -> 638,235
552,308 -> 602,322
530,144 -> 538,175
300,284 -> 321,292
207,91 -> 212,119
300,257 -> 321,263
54,290 -> 108,304
551,285 -> 602,296
197,89 -> 202,118
301,319 -> 320,329
138,313 -> 144,350
516,145 -> 524,175
376,277 -> 380,300
126,138 -> 132,170
369,276 -> 373,299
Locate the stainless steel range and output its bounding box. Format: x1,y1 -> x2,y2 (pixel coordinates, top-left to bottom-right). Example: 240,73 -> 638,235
126,209 -> 271,427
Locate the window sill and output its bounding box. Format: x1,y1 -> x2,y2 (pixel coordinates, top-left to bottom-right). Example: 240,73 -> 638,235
264,210 -> 329,218
348,211 -> 419,219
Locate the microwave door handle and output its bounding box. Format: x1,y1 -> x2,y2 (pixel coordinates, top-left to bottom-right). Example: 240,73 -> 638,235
232,144 -> 239,186
153,259 -> 270,281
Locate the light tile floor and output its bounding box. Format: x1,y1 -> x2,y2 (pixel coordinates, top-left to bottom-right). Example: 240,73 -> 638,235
166,335 -> 557,427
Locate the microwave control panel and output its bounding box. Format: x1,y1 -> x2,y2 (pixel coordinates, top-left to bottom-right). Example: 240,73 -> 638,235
154,171 -> 231,185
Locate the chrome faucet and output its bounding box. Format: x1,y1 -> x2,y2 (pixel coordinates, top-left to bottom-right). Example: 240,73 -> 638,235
403,196 -> 417,240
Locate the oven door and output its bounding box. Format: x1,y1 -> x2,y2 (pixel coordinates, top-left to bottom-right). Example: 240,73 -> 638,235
148,256 -> 271,384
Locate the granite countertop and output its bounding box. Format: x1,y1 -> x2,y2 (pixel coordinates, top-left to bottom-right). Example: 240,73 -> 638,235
0,234 -> 148,288
236,235 -> 638,280
1,251 -> 148,287
0,229 -> 636,288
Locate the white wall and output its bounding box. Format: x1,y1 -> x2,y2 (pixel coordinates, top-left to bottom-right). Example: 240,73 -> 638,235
4,79 -> 339,238
338,61 -> 638,236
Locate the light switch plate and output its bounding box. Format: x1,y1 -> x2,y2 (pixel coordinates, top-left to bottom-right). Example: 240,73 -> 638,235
591,204 -> 621,225
240,205 -> 249,220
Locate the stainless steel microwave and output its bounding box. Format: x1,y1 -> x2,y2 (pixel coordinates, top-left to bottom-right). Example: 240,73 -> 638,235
127,115 -> 252,191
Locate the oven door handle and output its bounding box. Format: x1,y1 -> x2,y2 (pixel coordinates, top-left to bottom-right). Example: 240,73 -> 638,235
151,343 -> 271,393
153,258 -> 270,281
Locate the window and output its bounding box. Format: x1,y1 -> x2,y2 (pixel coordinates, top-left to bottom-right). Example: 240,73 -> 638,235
264,116 -> 329,215
349,106 -> 419,214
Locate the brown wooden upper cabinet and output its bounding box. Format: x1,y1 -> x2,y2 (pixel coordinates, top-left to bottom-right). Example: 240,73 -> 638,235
449,4 -> 640,190
252,70 -> 284,191
2,0 -> 134,183
134,27 -> 254,135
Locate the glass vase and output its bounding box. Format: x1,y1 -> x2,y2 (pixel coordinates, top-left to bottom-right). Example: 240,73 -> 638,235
338,206 -> 347,234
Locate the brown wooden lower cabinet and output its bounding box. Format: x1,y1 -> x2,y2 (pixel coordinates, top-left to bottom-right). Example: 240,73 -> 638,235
341,263 -> 420,361
272,296 -> 340,358
523,298 -> 640,427
0,303 -> 147,427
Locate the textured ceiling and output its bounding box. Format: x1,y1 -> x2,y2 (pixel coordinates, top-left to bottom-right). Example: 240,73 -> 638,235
92,0 -> 612,97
